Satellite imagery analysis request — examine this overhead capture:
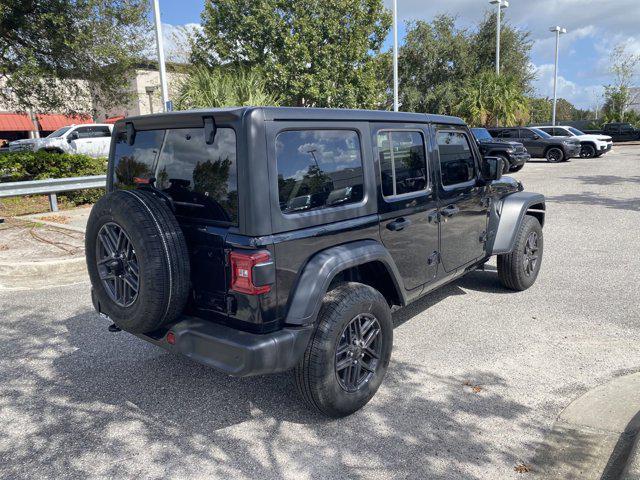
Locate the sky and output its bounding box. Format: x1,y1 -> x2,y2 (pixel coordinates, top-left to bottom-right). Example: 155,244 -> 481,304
153,0 -> 640,110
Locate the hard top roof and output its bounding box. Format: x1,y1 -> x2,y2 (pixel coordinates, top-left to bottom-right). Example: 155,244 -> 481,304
116,106 -> 465,130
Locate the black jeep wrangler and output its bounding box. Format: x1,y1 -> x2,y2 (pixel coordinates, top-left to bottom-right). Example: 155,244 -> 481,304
86,108 -> 546,417
470,127 -> 530,173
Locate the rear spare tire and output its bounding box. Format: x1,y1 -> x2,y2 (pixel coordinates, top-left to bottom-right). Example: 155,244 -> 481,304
86,189 -> 190,333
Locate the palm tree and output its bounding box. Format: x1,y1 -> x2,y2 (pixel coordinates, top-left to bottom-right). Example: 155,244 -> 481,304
174,66 -> 281,110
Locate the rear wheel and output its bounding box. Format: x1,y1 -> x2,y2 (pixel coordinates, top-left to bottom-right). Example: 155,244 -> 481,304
294,282 -> 393,418
545,147 -> 564,163
580,144 -> 596,158
497,215 -> 543,291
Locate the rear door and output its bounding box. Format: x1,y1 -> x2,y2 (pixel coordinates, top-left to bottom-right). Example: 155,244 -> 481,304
434,126 -> 489,272
111,125 -> 239,316
69,126 -> 95,155
90,126 -> 113,157
374,125 -> 439,291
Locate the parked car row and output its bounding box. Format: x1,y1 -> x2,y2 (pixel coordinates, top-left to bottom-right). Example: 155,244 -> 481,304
8,123 -> 113,158
470,124 -> 616,171
584,122 -> 640,143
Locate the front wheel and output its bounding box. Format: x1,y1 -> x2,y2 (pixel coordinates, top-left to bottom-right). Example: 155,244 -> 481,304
580,144 -> 596,158
545,147 -> 564,163
497,215 -> 543,291
294,282 -> 393,418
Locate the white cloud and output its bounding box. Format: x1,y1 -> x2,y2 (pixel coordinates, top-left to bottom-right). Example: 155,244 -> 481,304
532,63 -> 604,109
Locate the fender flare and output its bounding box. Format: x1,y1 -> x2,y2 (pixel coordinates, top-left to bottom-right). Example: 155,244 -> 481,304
488,192 -> 546,255
284,239 -> 406,326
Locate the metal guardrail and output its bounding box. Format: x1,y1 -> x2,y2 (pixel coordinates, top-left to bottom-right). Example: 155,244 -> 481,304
0,175 -> 106,211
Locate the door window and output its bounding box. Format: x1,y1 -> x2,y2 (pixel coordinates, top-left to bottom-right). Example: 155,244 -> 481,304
376,130 -> 428,198
74,127 -> 94,139
436,131 -> 476,187
276,130 -> 364,214
519,129 -> 537,139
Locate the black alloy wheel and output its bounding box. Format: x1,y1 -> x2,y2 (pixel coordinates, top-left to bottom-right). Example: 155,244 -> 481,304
546,147 -> 564,163
580,144 -> 596,158
335,313 -> 382,392
523,231 -> 540,277
96,222 -> 139,307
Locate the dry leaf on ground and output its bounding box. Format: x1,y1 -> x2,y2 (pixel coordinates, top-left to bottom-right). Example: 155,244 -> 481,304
39,215 -> 70,224
514,463 -> 531,473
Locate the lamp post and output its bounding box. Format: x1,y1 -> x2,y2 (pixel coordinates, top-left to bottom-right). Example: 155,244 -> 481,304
549,26 -> 567,126
151,0 -> 171,112
392,0 -> 399,112
489,0 -> 509,75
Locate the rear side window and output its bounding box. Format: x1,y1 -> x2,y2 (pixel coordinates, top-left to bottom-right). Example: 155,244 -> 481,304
276,130 -> 364,214
112,127 -> 238,225
436,131 -> 476,186
377,130 -> 428,197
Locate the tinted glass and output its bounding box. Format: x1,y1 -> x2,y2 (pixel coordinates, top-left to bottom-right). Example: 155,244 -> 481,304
519,129 -> 537,139
436,131 -> 476,186
75,127 -> 94,139
530,127 -> 552,138
155,128 -> 238,224
112,127 -> 238,225
92,126 -> 112,138
471,128 -> 493,141
568,127 -> 585,136
539,127 -> 554,135
377,130 -> 428,197
276,130 -> 364,214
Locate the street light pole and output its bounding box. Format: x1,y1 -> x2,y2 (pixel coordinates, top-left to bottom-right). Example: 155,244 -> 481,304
151,0 -> 171,112
489,0 -> 509,75
392,0 -> 399,112
549,26 -> 567,126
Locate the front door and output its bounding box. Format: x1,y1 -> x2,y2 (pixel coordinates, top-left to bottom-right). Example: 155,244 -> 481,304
518,128 -> 544,156
434,126 -> 489,272
374,126 -> 439,292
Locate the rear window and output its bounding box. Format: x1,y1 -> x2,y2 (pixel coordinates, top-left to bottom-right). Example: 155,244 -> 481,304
276,130 -> 364,214
112,127 -> 238,225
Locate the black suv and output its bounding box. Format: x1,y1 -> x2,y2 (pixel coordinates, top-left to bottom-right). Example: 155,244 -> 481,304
471,127 -> 530,173
488,126 -> 581,163
86,108 -> 546,417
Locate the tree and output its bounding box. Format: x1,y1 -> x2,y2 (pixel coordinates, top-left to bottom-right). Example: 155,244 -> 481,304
192,0 -> 391,108
603,43 -> 640,122
396,12 -> 533,118
453,71 -> 528,126
528,97 -> 552,124
470,11 -> 534,92
0,0 -> 150,115
174,66 -> 281,110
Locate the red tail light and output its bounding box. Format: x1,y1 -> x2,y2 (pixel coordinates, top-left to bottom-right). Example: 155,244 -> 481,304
229,251 -> 272,295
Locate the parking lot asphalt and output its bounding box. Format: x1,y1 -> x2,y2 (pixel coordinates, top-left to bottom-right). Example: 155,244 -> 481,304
1,146 -> 639,479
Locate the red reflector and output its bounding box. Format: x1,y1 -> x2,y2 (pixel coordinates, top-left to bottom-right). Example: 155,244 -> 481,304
229,251 -> 271,295
133,177 -> 151,184
166,331 -> 176,345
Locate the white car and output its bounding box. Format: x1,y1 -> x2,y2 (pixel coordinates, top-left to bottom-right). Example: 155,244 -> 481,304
537,125 -> 613,158
9,123 -> 113,158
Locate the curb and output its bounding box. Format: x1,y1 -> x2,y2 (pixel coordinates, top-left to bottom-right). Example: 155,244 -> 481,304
533,372 -> 640,479
0,256 -> 87,290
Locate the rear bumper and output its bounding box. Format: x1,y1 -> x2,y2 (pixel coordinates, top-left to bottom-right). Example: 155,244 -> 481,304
137,317 -> 313,377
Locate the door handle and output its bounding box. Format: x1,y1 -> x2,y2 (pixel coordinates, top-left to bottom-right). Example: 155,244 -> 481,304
386,217 -> 411,231
441,205 -> 460,218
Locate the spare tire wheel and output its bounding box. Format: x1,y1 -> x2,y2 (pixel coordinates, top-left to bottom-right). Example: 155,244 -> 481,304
86,189 -> 190,333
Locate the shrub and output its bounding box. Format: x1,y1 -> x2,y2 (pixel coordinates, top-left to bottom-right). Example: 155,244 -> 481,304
0,151 -> 107,206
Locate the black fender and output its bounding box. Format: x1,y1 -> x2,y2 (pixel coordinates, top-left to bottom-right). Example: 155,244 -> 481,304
487,192 -> 545,255
284,240 -> 406,326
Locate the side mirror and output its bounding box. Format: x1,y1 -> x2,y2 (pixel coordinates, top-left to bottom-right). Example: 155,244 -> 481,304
532,134 -> 540,140
480,156 -> 503,182
67,132 -> 79,142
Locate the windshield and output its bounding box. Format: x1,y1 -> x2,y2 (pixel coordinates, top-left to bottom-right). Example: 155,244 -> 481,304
471,128 -> 493,141
568,127 -> 585,136
46,127 -> 72,138
530,128 -> 551,138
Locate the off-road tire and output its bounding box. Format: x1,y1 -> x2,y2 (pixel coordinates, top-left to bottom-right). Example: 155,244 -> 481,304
86,189 -> 190,333
497,215 -> 543,291
294,282 -> 393,418
545,147 -> 564,163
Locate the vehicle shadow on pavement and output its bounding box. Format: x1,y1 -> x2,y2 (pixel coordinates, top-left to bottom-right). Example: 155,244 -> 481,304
564,175 -> 640,186
546,192 -> 640,212
1,302 -> 533,479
